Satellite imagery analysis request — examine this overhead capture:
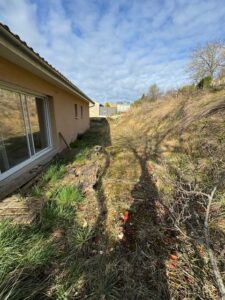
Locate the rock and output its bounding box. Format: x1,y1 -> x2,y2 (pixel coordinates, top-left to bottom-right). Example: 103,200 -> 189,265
118,232 -> 124,240
92,145 -> 103,153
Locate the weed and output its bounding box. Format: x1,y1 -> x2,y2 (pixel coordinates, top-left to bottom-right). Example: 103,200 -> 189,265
0,221 -> 54,299
55,185 -> 84,207
53,263 -> 85,299
70,226 -> 93,250
30,184 -> 43,197
42,163 -> 66,184
39,185 -> 84,231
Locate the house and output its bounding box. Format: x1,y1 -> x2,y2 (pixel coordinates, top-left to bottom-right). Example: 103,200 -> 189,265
89,101 -> 101,117
0,24 -> 94,198
117,102 -> 131,113
90,102 -> 117,117
90,101 -> 131,117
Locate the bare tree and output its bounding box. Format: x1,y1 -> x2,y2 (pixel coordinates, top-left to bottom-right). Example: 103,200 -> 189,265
147,84 -> 161,101
188,42 -> 225,82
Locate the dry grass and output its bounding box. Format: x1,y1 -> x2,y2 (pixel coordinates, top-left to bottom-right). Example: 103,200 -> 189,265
0,91 -> 225,299
107,89 -> 225,299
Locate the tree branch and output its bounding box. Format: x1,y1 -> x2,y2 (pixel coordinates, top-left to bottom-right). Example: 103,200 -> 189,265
204,187 -> 225,299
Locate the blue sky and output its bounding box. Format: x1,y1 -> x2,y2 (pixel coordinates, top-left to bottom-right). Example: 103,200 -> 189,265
0,0 -> 225,102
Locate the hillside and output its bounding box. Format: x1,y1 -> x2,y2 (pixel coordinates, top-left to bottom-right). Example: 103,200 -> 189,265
108,89 -> 225,299
0,89 -> 225,299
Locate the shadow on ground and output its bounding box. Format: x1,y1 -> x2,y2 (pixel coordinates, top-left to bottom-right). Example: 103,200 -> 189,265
56,119 -> 174,299
1,113 -> 223,299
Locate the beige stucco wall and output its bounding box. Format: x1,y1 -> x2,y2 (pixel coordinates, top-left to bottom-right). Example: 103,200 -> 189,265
0,56 -> 90,150
0,56 -> 90,197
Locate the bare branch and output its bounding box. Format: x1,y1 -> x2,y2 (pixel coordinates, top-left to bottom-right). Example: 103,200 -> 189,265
204,187 -> 225,299
147,84 -> 161,102
188,42 -> 225,82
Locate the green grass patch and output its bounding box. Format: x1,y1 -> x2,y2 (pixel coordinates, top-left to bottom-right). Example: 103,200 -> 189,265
55,186 -> 84,207
0,221 -> 54,299
42,163 -> 66,184
70,226 -> 93,251
30,184 -> 43,197
41,185 -> 84,230
73,148 -> 90,164
0,221 -> 53,274
41,200 -> 75,231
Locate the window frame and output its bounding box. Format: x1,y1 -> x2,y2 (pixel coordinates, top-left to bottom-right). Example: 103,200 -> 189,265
80,105 -> 83,119
0,83 -> 53,181
74,103 -> 78,119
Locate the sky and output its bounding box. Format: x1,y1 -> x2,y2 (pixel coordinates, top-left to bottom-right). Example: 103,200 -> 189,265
0,0 -> 225,103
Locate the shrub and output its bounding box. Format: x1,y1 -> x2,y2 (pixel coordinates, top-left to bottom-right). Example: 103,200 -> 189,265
197,76 -> 212,89
178,84 -> 196,96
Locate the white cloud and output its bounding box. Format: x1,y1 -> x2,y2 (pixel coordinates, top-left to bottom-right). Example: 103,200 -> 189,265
0,0 -> 225,102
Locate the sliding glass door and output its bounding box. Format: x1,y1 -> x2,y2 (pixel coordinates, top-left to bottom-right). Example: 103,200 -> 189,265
0,86 -> 51,177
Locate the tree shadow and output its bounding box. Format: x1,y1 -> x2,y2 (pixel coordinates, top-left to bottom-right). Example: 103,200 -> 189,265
55,120 -> 173,299
116,141 -> 171,299
4,111 -> 224,299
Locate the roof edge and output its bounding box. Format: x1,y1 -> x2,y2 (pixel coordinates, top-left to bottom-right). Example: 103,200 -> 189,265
0,23 -> 94,104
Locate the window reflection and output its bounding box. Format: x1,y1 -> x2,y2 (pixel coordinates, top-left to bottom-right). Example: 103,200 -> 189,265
0,87 -> 50,175
27,96 -> 48,153
0,89 -> 29,173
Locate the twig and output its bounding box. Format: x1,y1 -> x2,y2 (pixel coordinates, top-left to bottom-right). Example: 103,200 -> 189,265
178,187 -> 209,198
59,132 -> 71,150
204,186 -> 225,299
157,194 -> 193,241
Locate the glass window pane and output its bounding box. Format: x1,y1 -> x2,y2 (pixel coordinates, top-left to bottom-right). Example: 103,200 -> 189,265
0,88 -> 30,173
26,96 -> 49,153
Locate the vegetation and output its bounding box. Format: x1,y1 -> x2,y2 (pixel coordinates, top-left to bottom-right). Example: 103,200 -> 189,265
188,42 -> 225,82
42,163 -> 66,184
1,89 -> 225,299
147,83 -> 161,101
197,76 -> 212,89
0,187 -> 84,299
110,88 -> 225,299
131,95 -> 144,107
105,102 -> 111,107
132,84 -> 161,107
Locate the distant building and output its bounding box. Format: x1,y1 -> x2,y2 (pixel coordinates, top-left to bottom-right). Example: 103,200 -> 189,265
90,101 -> 130,117
117,102 -> 131,113
99,106 -> 117,117
89,101 -> 101,117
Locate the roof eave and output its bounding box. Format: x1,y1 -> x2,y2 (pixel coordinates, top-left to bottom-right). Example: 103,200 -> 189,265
0,24 -> 94,104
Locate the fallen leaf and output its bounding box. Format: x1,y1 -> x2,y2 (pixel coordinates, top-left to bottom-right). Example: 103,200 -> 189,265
170,254 -> 178,261
123,211 -> 129,222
